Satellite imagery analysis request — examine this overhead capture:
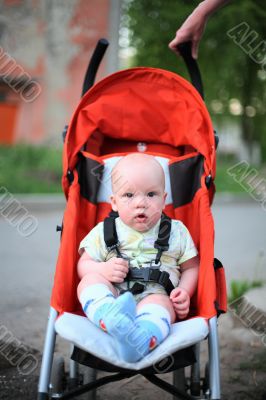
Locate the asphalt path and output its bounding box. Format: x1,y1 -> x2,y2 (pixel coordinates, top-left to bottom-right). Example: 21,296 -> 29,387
0,198 -> 265,352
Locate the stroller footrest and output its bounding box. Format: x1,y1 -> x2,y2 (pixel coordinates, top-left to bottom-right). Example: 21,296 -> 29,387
55,313 -> 209,371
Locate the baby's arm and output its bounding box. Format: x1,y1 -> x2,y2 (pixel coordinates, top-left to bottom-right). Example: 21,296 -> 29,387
170,255 -> 199,319
77,251 -> 129,283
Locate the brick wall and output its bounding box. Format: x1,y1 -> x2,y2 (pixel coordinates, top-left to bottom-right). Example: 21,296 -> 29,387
0,0 -> 121,145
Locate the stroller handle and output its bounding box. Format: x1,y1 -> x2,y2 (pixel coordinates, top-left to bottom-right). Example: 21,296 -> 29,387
177,42 -> 204,99
81,38 -> 109,96
81,39 -> 204,99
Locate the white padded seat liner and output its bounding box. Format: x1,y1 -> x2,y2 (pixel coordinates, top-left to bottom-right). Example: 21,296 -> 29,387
55,313 -> 208,370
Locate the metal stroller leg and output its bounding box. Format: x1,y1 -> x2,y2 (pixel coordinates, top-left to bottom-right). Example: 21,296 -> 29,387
69,345 -> 97,400
37,307 -> 58,400
172,368 -> 186,399
69,352 -> 79,388
208,316 -> 221,400
190,343 -> 201,396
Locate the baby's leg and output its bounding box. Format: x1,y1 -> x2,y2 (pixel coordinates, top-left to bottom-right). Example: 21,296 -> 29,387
77,272 -> 117,299
111,294 -> 175,363
134,294 -> 175,353
78,273 -> 136,331
137,293 -> 176,323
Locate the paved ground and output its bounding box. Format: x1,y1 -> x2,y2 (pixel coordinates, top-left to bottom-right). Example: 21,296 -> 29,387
0,195 -> 265,399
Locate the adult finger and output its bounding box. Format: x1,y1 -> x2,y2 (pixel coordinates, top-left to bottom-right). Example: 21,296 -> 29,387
191,40 -> 199,59
168,39 -> 180,54
168,31 -> 185,53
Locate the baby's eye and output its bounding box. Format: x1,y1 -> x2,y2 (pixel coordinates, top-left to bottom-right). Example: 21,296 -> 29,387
123,192 -> 133,198
147,191 -> 156,197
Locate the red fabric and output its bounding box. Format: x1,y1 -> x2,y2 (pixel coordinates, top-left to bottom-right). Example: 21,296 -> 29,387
62,67 -> 215,198
51,67 -> 226,320
215,267 -> 227,314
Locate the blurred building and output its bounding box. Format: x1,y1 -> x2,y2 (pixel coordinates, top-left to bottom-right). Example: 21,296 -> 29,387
0,0 -> 121,145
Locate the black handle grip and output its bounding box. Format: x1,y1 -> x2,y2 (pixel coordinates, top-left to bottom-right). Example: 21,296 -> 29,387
81,38 -> 109,96
177,41 -> 204,99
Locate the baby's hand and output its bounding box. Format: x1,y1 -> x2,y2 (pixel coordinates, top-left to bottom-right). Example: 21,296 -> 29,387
170,287 -> 190,320
101,257 -> 129,283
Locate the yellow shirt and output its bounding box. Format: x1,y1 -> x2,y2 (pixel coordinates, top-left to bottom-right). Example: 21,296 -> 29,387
79,217 -> 198,288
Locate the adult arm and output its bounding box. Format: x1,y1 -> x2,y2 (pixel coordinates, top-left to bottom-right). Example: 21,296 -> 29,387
169,0 -> 231,58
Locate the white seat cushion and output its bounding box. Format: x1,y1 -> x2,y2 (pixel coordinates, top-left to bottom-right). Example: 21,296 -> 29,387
55,313 -> 208,371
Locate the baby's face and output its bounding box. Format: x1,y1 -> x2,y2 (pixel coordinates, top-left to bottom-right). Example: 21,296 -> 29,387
110,156 -> 166,232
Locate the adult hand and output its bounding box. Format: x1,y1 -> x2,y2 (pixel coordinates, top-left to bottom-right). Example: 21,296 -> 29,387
168,8 -> 207,59
170,287 -> 190,319
169,0 -> 230,59
100,257 -> 129,283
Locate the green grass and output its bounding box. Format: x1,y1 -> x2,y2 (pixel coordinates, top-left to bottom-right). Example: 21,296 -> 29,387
0,145 -> 62,193
228,279 -> 263,304
215,158 -> 266,194
215,162 -> 247,193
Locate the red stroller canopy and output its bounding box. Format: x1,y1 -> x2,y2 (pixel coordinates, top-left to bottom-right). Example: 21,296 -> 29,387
63,67 -> 215,196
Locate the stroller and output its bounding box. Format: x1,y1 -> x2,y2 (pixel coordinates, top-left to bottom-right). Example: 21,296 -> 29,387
37,39 -> 227,400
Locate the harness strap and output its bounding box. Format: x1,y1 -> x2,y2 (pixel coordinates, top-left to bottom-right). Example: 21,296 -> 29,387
103,210 -> 121,256
103,211 -> 174,295
154,214 -> 172,264
127,267 -> 174,296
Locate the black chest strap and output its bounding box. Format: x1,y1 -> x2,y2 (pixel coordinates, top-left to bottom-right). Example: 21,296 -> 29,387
103,210 -> 122,257
103,212 -> 174,295
154,213 -> 172,265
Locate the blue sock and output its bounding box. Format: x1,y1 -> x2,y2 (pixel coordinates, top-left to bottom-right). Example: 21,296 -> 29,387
80,286 -> 136,332
103,291 -> 137,334
110,304 -> 171,363
79,284 -> 116,329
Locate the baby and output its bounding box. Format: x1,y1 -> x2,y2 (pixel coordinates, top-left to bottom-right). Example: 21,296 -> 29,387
77,153 -> 199,363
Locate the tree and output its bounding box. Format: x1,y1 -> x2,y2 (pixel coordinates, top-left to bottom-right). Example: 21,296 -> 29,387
121,0 -> 266,162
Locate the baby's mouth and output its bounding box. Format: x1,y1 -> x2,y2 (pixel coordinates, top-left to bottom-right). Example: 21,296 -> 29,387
135,213 -> 147,222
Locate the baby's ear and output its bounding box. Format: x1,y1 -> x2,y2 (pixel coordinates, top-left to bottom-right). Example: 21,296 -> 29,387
110,195 -> 118,211
163,192 -> 167,204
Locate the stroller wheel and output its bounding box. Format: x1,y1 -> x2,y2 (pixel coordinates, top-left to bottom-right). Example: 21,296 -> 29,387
49,355 -> 66,396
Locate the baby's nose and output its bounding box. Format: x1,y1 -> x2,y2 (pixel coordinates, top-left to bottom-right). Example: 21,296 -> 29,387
135,195 -> 147,208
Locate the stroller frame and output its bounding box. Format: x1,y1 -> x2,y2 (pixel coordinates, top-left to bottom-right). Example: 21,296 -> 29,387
37,39 -> 225,400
